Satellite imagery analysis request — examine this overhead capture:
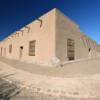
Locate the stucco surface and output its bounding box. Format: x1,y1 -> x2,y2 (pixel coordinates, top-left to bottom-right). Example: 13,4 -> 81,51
0,8 -> 100,65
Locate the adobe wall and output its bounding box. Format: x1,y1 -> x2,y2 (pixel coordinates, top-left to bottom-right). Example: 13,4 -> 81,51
0,8 -> 100,66
55,9 -> 98,62
0,9 -> 56,66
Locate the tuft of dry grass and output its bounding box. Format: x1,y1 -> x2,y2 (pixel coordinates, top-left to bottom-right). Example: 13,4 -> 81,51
0,73 -> 21,100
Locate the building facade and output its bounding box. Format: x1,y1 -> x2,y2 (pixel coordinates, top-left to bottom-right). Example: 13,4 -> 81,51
0,8 -> 100,66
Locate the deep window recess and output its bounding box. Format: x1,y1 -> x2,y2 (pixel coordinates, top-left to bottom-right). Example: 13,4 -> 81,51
29,40 -> 36,56
0,48 -> 2,56
9,44 -> 12,53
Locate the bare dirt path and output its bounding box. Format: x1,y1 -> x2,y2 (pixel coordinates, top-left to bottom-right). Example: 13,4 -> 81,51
0,57 -> 100,78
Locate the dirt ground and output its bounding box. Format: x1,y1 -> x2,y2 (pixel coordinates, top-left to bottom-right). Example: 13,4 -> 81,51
0,57 -> 100,99
0,57 -> 100,78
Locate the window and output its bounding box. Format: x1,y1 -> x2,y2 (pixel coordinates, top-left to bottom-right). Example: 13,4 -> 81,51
0,48 -> 2,56
9,44 -> 12,53
29,40 -> 36,56
4,48 -> 6,56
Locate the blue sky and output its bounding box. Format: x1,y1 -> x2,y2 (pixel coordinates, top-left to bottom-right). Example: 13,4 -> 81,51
0,0 -> 100,43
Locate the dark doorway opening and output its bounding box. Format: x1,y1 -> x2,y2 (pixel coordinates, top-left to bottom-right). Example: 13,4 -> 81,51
19,46 -> 23,59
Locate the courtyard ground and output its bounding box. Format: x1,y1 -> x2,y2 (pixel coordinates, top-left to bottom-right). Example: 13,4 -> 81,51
0,57 -> 100,77
0,57 -> 100,99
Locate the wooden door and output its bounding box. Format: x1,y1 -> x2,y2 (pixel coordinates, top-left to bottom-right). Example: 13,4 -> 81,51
67,39 -> 75,60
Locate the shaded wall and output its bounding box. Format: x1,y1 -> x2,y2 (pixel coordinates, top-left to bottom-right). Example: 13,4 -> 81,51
55,9 -> 98,62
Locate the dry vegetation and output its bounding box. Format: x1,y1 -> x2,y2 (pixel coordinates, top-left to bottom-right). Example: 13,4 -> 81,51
0,74 -> 21,100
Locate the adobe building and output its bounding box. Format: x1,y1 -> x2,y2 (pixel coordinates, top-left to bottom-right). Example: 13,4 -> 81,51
0,8 -> 100,66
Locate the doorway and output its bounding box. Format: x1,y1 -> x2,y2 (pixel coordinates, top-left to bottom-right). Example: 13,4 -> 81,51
67,39 -> 75,61
19,46 -> 23,59
4,48 -> 6,57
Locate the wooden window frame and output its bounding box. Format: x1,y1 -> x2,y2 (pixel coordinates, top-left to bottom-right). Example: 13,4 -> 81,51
9,44 -> 12,53
29,40 -> 36,56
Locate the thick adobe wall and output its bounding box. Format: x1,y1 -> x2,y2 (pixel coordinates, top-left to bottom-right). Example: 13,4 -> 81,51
21,9 -> 56,64
0,8 -> 99,66
55,9 -> 97,62
0,9 -> 56,65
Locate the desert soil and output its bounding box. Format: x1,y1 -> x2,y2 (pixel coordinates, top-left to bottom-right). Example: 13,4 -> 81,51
0,57 -> 100,99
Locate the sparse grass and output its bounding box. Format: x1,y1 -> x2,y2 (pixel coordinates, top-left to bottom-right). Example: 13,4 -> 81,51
0,73 -> 21,100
